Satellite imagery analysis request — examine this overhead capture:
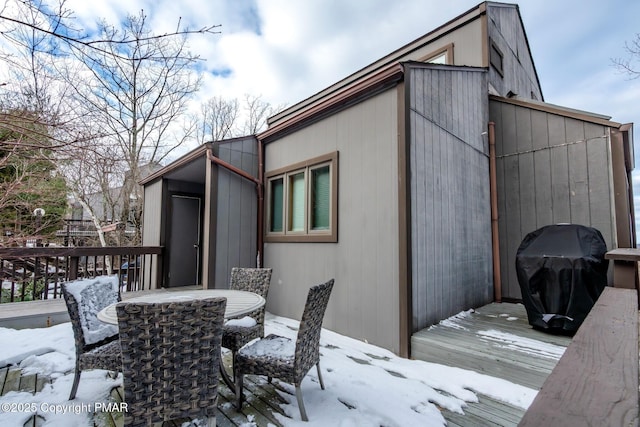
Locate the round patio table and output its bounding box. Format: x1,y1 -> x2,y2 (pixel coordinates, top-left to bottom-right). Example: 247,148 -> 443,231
97,289 -> 265,324
97,288 -> 265,393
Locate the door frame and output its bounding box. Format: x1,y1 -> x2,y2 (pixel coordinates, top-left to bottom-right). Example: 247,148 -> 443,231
166,192 -> 203,287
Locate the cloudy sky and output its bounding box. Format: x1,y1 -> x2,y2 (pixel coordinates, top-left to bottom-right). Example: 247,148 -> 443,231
60,0 -> 639,143
56,0 -> 638,113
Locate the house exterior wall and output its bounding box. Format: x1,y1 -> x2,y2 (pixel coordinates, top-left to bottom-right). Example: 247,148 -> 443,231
142,179 -> 163,289
407,65 -> 493,330
407,18 -> 484,67
490,98 -> 616,300
263,88 -> 401,353
142,180 -> 163,247
486,3 -> 542,100
211,137 -> 259,288
268,15 -> 485,129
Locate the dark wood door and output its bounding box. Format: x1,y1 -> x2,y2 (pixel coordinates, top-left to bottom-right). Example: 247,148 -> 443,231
168,195 -> 201,287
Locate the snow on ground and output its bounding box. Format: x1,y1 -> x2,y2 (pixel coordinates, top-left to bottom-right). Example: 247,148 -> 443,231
477,329 -> 566,360
0,311 -> 547,427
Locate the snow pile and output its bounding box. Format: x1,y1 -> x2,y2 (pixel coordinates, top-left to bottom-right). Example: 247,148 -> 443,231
64,276 -> 119,345
0,309 -> 545,426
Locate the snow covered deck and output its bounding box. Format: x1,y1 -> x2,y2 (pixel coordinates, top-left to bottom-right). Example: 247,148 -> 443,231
1,300 -> 577,426
412,301 -> 572,426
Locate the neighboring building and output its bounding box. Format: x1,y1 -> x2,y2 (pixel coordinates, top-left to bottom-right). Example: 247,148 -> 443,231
62,162 -> 164,245
141,2 -> 634,358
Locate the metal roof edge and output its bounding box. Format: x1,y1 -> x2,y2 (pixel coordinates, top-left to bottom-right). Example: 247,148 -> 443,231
402,61 -> 487,73
140,143 -> 210,185
139,135 -> 258,185
267,2 -> 489,128
259,63 -> 405,142
489,95 -> 622,128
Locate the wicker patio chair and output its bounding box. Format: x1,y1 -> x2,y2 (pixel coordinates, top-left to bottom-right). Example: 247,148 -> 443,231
61,275 -> 121,400
117,297 -> 227,427
234,278 -> 334,421
221,267 -> 272,380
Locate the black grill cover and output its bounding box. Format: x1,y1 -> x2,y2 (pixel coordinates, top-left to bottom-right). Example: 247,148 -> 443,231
515,224 -> 608,334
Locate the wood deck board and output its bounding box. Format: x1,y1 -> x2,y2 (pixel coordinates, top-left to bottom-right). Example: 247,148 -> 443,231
18,373 -> 37,394
414,326 -> 561,371
412,344 -> 550,390
412,302 -> 573,427
91,379 -> 288,427
219,380 -> 285,427
3,367 -> 21,395
519,287 -> 639,426
0,367 -> 7,394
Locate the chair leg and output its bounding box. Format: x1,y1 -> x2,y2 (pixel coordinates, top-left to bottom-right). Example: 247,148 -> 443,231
316,362 -> 325,390
231,350 -> 237,381
69,368 -> 81,400
295,384 -> 308,422
235,374 -> 244,410
206,416 -> 216,427
219,358 -> 235,392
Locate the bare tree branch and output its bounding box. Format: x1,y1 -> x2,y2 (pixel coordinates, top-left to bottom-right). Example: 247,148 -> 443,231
613,33 -> 640,79
0,0 -> 219,245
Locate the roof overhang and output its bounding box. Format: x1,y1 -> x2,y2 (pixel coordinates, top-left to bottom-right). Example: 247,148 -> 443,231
140,143 -> 210,186
140,136 -> 258,186
263,1 -> 493,139
259,63 -> 405,142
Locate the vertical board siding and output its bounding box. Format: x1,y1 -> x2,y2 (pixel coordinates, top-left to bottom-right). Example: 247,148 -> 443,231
487,4 -> 542,100
409,66 -> 492,330
491,100 -> 615,300
142,180 -> 163,246
214,137 -> 259,287
142,180 -> 163,289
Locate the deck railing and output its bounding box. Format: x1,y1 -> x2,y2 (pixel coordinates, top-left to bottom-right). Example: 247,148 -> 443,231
0,246 -> 163,303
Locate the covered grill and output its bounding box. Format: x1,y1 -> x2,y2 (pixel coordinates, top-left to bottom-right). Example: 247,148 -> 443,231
515,224 -> 609,334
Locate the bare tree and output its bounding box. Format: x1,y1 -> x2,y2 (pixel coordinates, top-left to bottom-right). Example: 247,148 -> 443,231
1,0 -> 220,246
0,0 -> 220,60
242,94 -> 276,135
58,11 -> 205,244
613,33 -> 640,79
192,94 -> 285,144
0,1 -> 78,245
194,96 -> 239,143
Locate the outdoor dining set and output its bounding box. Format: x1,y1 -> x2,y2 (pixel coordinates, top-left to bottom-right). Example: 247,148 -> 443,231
60,267 -> 335,426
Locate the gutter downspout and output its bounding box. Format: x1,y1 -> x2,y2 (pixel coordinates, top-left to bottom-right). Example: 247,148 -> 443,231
206,147 -> 264,267
488,122 -> 502,302
256,139 -> 264,268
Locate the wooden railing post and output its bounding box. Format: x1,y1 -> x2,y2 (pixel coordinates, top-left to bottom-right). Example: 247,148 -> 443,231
68,256 -> 79,281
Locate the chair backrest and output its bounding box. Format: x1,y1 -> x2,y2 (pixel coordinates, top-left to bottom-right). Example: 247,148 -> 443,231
229,267 -> 272,323
62,276 -> 120,351
293,279 -> 334,381
116,297 -> 226,426
229,267 -> 272,296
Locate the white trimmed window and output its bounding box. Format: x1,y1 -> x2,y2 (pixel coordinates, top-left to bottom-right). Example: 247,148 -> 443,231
420,43 -> 454,65
266,152 -> 338,242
